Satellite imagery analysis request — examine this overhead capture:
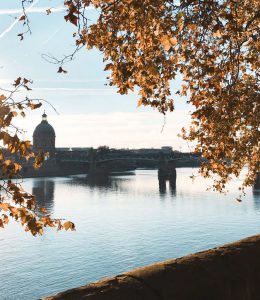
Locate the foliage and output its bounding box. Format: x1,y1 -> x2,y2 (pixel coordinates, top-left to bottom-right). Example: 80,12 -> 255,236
0,79 -> 75,235
1,0 -> 259,235
62,0 -> 259,192
97,146 -> 110,157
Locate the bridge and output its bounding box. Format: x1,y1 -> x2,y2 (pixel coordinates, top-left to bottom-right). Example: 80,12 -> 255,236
58,150 -> 202,165
20,150 -> 204,189
59,156 -> 201,168
57,152 -> 203,182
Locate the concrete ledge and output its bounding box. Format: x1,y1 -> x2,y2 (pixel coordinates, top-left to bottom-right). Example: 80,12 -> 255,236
43,235 -> 260,300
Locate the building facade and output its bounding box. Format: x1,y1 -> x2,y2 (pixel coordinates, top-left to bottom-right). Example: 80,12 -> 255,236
33,112 -> 56,154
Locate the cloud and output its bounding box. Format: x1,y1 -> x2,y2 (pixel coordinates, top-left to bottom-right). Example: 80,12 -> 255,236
0,0 -> 40,40
13,111 -> 192,150
37,79 -> 107,83
0,3 -> 95,40
0,79 -> 12,84
0,4 -> 95,15
32,87 -> 118,96
0,79 -> 107,87
41,25 -> 64,46
0,6 -> 65,15
13,86 -> 125,97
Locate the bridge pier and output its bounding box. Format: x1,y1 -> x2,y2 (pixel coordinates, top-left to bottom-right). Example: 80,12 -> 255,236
158,156 -> 177,180
254,172 -> 260,189
159,178 -> 167,194
159,176 -> 176,195
169,175 -> 176,190
158,156 -> 177,193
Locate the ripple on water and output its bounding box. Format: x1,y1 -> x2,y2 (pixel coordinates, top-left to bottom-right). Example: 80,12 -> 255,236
0,168 -> 260,300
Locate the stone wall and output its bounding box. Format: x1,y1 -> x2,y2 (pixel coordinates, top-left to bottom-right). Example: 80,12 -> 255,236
43,235 -> 260,300
21,159 -> 88,178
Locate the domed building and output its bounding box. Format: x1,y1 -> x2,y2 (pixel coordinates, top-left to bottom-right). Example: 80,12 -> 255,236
33,112 -> 56,154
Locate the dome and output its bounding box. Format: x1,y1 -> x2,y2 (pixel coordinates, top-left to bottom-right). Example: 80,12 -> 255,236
33,121 -> 55,137
33,112 -> 56,153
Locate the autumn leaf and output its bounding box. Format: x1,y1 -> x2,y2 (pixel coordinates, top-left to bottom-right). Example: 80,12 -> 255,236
160,35 -> 172,51
0,95 -> 6,101
40,207 -> 47,213
104,63 -> 113,71
63,221 -> 75,231
160,35 -> 177,51
64,13 -> 78,26
3,159 -> 12,166
19,15 -> 26,21
17,33 -> 24,41
13,77 -> 21,87
3,215 -> 9,225
0,0 -> 259,237
57,67 -> 68,74
0,203 -> 9,211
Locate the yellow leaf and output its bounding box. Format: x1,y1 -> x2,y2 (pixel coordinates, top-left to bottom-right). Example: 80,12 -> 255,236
3,214 -> 9,224
63,221 -> 75,231
160,35 -> 177,51
14,163 -> 22,173
0,203 -> 9,211
213,30 -> 221,38
169,37 -> 177,46
147,66 -> 158,76
0,95 -> 6,101
40,207 -> 47,213
4,159 -> 12,166
104,63 -> 113,71
160,35 -> 171,51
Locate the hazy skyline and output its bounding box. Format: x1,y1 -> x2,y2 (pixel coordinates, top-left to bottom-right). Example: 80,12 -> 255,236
0,0 -> 192,150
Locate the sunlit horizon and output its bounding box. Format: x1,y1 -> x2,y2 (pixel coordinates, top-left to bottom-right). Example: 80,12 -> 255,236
0,0 -> 192,151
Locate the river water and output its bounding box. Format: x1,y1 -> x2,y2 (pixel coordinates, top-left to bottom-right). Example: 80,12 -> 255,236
0,168 -> 260,299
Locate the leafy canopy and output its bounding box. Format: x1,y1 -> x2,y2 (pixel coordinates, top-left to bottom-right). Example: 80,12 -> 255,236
63,0 -> 259,191
0,0 -> 259,234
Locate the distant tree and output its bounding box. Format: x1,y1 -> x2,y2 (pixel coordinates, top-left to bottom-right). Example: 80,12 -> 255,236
0,0 -> 259,234
97,146 -> 110,158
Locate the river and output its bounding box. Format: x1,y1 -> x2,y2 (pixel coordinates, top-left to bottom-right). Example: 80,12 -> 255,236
0,168 -> 260,299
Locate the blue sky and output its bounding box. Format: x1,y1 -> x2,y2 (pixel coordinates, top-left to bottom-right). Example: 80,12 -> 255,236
0,0 -> 192,149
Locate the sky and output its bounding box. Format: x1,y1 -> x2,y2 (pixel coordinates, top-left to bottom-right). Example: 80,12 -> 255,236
0,0 -> 193,150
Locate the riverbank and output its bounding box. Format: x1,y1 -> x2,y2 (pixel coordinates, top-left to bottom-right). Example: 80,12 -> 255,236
44,235 -> 260,300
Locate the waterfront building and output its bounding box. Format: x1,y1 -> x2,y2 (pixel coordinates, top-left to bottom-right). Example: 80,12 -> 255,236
161,146 -> 173,154
33,112 -> 56,155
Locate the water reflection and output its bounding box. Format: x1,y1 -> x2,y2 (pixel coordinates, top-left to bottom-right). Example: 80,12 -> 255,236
32,179 -> 55,212
252,188 -> 260,211
169,178 -> 177,196
159,177 -> 176,196
159,178 -> 167,194
67,174 -> 133,193
2,169 -> 260,300
87,174 -> 116,188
